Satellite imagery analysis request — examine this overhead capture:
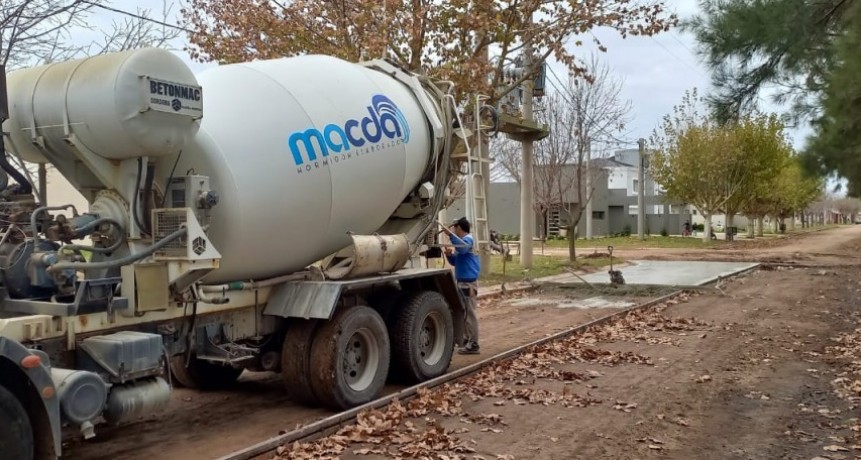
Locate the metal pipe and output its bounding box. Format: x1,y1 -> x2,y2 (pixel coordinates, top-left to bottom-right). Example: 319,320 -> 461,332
198,272 -> 309,293
30,204 -> 79,246
46,227 -> 186,272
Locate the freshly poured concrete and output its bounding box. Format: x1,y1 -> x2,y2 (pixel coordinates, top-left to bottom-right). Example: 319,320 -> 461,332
577,260 -> 758,286
506,297 -> 636,310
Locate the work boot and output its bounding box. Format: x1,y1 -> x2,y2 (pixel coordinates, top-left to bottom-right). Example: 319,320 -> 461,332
458,342 -> 480,355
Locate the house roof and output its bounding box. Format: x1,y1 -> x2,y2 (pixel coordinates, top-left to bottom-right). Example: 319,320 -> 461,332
591,158 -> 634,168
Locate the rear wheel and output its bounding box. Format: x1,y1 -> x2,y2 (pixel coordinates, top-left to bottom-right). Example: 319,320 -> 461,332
169,355 -> 243,390
389,291 -> 454,383
0,384 -> 33,460
309,306 -> 390,410
281,319 -> 321,406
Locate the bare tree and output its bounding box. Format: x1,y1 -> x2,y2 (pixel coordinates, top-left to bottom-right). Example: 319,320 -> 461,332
490,57 -> 631,261
835,197 -> 861,224
2,0 -> 180,69
554,56 -> 631,260
1,0 -> 93,68
2,0 -> 180,198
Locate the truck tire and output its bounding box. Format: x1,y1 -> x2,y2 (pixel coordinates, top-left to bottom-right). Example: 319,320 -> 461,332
281,319 -> 320,406
309,306 -> 390,410
388,291 -> 454,383
0,384 -> 34,460
169,355 -> 243,390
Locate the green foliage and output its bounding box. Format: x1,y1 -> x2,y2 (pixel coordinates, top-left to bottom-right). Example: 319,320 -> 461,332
686,0 -> 844,124
650,88 -> 820,230
649,88 -> 740,219
686,0 -> 861,194
805,2 -> 861,196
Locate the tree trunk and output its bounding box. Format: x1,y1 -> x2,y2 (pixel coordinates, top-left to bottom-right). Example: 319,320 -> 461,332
703,214 -> 712,243
757,217 -> 765,237
790,213 -> 797,230
747,217 -> 756,238
567,224 -> 577,262
726,213 -> 735,241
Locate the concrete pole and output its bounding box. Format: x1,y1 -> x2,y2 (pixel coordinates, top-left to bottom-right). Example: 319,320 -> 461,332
637,138 -> 645,240
585,138 -> 592,239
519,23 -> 535,268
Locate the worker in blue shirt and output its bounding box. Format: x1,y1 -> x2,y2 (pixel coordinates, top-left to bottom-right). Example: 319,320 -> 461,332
439,217 -> 481,354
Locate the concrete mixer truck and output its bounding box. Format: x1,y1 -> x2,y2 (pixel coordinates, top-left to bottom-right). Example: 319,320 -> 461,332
0,47 -> 480,459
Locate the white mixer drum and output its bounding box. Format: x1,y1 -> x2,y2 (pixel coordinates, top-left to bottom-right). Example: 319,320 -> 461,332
166,55 -> 434,284
3,48 -> 202,163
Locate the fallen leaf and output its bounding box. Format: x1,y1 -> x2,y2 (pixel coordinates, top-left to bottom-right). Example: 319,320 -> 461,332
824,445 -> 850,452
648,444 -> 663,450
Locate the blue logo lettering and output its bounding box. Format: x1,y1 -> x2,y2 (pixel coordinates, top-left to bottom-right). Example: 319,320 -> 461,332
288,95 -> 410,166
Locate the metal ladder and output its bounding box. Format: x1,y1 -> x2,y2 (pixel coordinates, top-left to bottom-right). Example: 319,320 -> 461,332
450,95 -> 493,265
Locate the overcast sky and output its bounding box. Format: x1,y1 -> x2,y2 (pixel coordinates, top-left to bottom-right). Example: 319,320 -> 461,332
75,0 -> 811,155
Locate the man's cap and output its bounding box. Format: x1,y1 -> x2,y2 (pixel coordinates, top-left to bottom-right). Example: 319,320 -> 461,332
451,216 -> 471,232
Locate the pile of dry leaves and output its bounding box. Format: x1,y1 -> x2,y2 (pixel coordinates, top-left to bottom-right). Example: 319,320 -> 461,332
825,311 -> 861,449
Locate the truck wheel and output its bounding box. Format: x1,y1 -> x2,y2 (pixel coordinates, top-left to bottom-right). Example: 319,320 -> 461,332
169,355 -> 243,390
389,291 -> 454,383
310,306 -> 390,410
281,319 -> 320,406
0,384 -> 34,460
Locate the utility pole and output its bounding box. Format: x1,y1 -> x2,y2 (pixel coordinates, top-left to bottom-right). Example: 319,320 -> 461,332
585,138 -> 593,239
519,21 -> 535,268
637,138 -> 645,240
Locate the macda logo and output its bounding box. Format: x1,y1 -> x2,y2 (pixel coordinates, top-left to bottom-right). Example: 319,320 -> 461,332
288,95 -> 410,167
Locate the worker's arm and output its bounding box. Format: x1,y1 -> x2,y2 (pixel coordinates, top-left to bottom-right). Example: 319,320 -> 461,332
448,234 -> 474,254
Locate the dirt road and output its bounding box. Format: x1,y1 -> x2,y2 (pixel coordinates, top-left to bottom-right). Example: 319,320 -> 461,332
274,227 -> 861,460
62,226 -> 861,460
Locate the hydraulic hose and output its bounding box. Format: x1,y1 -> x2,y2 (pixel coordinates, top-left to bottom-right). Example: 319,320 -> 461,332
142,161 -> 155,235
47,227 -> 187,273
61,217 -> 127,254
30,204 -> 79,245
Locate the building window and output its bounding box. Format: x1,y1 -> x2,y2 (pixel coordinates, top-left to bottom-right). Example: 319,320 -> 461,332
592,211 -> 605,220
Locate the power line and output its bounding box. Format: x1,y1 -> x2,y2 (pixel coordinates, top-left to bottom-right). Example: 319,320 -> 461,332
543,64 -> 640,146
649,35 -> 708,79
80,0 -> 196,34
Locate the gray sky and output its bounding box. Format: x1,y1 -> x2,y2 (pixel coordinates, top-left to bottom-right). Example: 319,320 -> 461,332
77,0 -> 811,155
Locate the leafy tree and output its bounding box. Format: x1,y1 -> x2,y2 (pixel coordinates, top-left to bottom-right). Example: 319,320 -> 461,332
721,112 -> 793,232
182,0 -> 676,104
686,0 -> 860,193
804,1 -> 861,196
650,89 -> 742,242
686,0 -> 846,124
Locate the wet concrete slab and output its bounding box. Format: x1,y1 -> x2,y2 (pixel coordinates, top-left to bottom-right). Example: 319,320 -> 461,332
505,296 -> 636,310
575,260 -> 759,286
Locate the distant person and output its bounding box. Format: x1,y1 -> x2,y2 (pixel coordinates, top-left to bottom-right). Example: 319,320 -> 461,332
682,221 -> 691,237
439,217 -> 481,355
489,229 -> 509,256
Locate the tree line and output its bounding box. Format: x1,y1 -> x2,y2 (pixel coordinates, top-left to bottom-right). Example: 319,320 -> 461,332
649,89 -> 823,242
